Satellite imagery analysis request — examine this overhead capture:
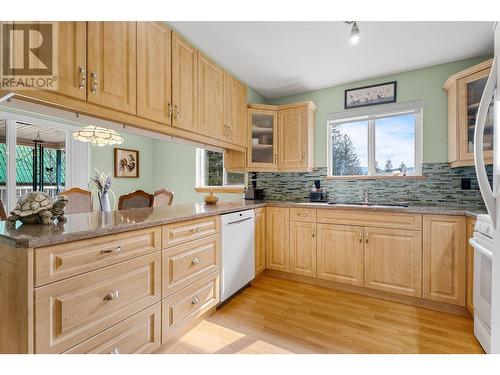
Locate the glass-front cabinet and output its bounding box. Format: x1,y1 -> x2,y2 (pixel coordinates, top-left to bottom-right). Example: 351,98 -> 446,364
248,108 -> 278,169
444,59 -> 493,168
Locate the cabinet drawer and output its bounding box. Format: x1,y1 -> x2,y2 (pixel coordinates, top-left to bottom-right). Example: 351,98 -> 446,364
163,235 -> 220,297
64,303 -> 161,354
290,208 -> 316,222
317,209 -> 422,231
162,272 -> 219,344
35,253 -> 161,353
162,216 -> 220,248
35,227 -> 161,286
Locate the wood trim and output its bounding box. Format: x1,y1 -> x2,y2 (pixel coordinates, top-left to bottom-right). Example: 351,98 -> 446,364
443,59 -> 493,90
248,101 -> 317,112
194,187 -> 245,194
264,269 -> 470,317
450,158 -> 493,168
325,175 -> 427,180
466,217 -> 476,316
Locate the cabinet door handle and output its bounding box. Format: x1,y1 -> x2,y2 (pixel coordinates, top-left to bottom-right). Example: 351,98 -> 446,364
365,232 -> 369,244
110,348 -> 120,354
191,257 -> 200,265
90,72 -> 97,93
174,104 -> 180,119
103,290 -> 120,301
168,102 -> 173,118
274,153 -> 278,164
359,232 -> 363,243
100,246 -> 122,255
191,297 -> 200,305
302,151 -> 305,163
312,230 -> 315,238
78,65 -> 86,90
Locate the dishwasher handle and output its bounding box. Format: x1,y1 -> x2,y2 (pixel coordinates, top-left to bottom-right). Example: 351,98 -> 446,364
225,217 -> 253,226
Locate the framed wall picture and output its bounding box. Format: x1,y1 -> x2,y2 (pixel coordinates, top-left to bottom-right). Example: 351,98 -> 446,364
344,81 -> 397,109
114,148 -> 139,178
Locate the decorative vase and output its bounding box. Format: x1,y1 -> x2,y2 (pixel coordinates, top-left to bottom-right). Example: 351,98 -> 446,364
99,191 -> 111,212
204,192 -> 219,205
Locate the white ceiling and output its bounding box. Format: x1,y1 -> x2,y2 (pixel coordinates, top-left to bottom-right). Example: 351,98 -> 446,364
169,21 -> 494,99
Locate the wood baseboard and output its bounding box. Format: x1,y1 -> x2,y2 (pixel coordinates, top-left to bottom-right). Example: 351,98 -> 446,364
264,269 -> 470,317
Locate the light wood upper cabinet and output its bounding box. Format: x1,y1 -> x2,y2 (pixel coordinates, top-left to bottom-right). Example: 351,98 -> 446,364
137,22 -> 172,125
423,215 -> 466,306
316,224 -> 364,286
225,73 -> 248,147
87,22 -> 137,114
364,227 -> 422,297
289,221 -> 316,277
266,207 -> 289,272
466,217 -> 476,315
198,53 -> 226,140
171,32 -> 198,133
278,107 -> 311,170
246,102 -> 316,172
56,22 -> 87,100
444,59 -> 493,168
255,208 -> 266,275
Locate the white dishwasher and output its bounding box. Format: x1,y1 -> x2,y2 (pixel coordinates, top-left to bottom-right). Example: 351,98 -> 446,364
220,209 -> 255,302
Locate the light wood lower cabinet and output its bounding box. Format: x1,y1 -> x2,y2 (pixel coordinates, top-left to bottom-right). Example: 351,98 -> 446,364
266,207 -> 290,272
162,272 -> 219,345
34,253 -> 161,354
64,303 -> 161,354
289,221 -> 316,277
423,215 -> 466,306
254,208 -> 267,275
466,217 -> 476,315
363,227 -> 422,297
316,224 -> 364,286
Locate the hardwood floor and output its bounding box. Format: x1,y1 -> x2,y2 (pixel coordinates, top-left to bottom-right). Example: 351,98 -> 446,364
161,274 -> 483,354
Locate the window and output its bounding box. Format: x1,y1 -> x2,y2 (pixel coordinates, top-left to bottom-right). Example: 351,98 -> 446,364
196,148 -> 246,191
327,101 -> 422,178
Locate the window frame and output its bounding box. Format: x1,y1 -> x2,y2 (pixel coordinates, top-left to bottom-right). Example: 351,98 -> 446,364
195,148 -> 247,192
326,100 -> 423,179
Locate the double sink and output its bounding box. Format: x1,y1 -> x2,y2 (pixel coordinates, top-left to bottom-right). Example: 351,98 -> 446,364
327,201 -> 410,208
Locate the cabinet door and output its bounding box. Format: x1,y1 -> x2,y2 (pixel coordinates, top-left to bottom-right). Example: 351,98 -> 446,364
289,221 -> 316,277
266,207 -> 289,272
56,22 -> 86,100
364,227 -> 422,297
466,217 -> 476,315
423,215 -> 466,306
458,68 -> 494,163
137,22 -> 172,125
87,22 -> 137,114
172,32 -> 198,132
278,107 -> 308,169
225,73 -> 248,147
254,208 -> 266,275
248,109 -> 278,169
316,224 -> 364,286
198,53 -> 226,140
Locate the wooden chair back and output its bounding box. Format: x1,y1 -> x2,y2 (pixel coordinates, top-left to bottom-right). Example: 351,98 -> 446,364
118,190 -> 154,210
153,188 -> 174,208
0,200 -> 6,221
60,187 -> 93,214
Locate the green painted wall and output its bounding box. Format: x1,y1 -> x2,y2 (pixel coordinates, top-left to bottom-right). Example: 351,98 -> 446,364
269,56 -> 491,167
91,133 -> 156,209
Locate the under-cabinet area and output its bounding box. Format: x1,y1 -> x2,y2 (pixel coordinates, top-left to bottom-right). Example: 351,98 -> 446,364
0,203 -> 481,353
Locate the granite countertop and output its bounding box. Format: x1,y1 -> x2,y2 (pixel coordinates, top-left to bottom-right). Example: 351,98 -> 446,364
0,199 -> 486,248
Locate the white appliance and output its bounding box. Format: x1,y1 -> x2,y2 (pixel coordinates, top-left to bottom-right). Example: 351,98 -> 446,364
471,22 -> 500,353
220,209 -> 255,302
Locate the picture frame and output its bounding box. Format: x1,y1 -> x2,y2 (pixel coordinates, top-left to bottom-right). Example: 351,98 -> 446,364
344,81 -> 397,109
114,148 -> 139,178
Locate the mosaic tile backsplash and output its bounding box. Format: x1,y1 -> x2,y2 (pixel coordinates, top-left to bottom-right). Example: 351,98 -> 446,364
249,163 -> 493,209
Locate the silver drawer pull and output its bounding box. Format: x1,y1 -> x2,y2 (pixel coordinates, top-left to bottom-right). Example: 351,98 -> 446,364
191,297 -> 200,305
297,213 -> 307,217
103,290 -> 120,301
190,227 -> 201,233
110,348 -> 120,354
191,257 -> 200,265
100,246 -> 122,255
